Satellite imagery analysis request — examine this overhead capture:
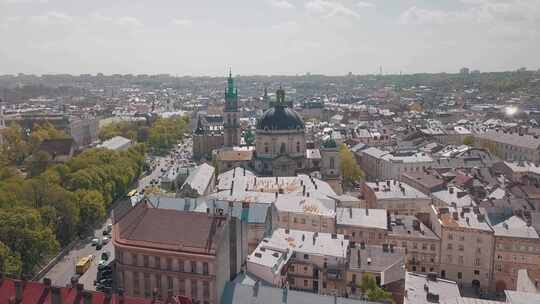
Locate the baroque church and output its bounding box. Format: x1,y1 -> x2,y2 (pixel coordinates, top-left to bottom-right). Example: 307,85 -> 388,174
193,71 -> 340,187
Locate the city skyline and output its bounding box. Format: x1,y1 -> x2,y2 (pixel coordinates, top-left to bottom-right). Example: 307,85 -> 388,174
1,0 -> 540,76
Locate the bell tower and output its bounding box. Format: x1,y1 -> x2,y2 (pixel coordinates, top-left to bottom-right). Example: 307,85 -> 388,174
224,69 -> 240,147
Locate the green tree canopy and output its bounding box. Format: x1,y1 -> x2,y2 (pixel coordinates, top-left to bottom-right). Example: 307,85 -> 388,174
0,241 -> 22,277
358,273 -> 394,303
463,135 -> 474,146
339,144 -> 363,188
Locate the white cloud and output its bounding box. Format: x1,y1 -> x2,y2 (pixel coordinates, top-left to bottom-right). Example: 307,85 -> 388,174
115,16 -> 143,27
29,11 -> 73,25
268,0 -> 295,9
171,18 -> 193,27
399,6 -> 455,25
305,0 -> 360,19
357,1 -> 374,8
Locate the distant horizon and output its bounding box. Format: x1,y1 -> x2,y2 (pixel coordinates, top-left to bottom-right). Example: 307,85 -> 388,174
1,66 -> 538,78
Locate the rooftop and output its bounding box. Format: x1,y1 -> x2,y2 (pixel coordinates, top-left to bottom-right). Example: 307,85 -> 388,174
349,245 -> 406,285
404,272 -> 461,304
436,206 -> 493,232
388,215 -> 440,241
492,216 -> 539,239
98,136 -> 131,150
336,207 -> 388,230
365,180 -> 430,201
180,163 -> 215,196
433,187 -> 475,208
274,194 -> 336,218
505,290 -> 540,304
114,201 -> 227,255
476,130 -> 540,150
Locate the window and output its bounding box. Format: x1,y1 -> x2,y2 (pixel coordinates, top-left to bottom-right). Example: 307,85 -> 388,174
475,258 -> 481,266
167,276 -> 173,290
447,244 -> 453,250
179,278 -> 186,294
132,253 -> 138,266
280,143 -> 286,154
166,258 -> 172,271
179,259 -> 184,272
448,234 -> 453,240
323,281 -> 327,289
296,142 -> 300,153
143,255 -> 149,267
413,243 -> 418,249
459,236 -> 465,241
304,280 -> 308,287
441,270 -> 446,278
133,272 -> 140,295
458,245 -> 464,251
430,244 -> 436,251
301,218 -> 306,224
191,261 -> 197,273
422,243 -> 427,250
203,281 -> 210,298
156,275 -> 161,290
203,262 -> 209,275
144,273 -> 150,296
421,267 -> 426,272
264,143 -> 269,153
496,264 -> 502,272
476,248 -> 481,254
459,256 -> 464,264
458,272 -> 462,279
329,157 -> 335,169
474,270 -> 480,275
155,257 -> 161,269
304,254 -> 309,260
191,280 -> 198,299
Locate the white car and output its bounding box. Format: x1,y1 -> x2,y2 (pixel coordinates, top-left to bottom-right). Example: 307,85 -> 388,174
98,260 -> 107,267
102,236 -> 110,244
91,238 -> 99,246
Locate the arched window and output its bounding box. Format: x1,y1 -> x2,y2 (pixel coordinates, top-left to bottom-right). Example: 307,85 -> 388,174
329,157 -> 335,169
296,141 -> 301,153
280,143 -> 286,154
264,142 -> 269,153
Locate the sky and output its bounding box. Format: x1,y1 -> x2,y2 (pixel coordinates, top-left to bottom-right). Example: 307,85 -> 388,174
1,0 -> 540,76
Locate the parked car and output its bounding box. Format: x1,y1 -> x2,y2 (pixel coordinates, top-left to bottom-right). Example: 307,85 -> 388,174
91,238 -> 99,246
102,236 -> 110,244
96,243 -> 102,251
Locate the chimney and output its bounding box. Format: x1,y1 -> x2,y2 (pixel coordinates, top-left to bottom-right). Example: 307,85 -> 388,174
14,281 -> 23,303
43,278 -> 52,287
51,287 -> 62,304
82,291 -> 92,304
253,281 -> 260,297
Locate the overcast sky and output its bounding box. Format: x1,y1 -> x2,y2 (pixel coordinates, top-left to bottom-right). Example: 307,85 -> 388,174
1,0 -> 539,76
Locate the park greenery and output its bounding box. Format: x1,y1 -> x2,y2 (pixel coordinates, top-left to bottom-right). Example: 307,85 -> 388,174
339,144 -> 364,188
99,116 -> 189,155
0,122 -> 147,277
358,273 -> 394,303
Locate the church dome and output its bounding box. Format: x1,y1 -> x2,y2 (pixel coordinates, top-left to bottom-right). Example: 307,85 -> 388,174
256,106 -> 305,131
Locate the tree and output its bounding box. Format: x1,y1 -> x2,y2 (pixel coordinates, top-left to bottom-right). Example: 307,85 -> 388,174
0,207 -> 59,275
28,122 -> 68,152
463,135 -> 474,146
1,123 -> 29,165
243,129 -> 255,146
0,241 -> 22,277
358,273 -> 394,303
76,190 -> 106,233
339,144 -> 363,188
27,150 -> 52,177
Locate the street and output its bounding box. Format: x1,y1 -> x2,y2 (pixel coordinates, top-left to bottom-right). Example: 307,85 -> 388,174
43,137 -> 193,291
44,218 -> 114,291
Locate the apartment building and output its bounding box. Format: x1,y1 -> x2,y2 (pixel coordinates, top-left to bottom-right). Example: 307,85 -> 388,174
387,215 -> 441,275
474,130 -> 540,163
346,244 -> 406,299
335,207 -> 388,245
273,194 -> 336,233
358,147 -> 434,181
246,228 -> 349,296
362,180 -> 432,216
113,201 -> 247,304
429,206 -> 494,292
492,216 -> 540,293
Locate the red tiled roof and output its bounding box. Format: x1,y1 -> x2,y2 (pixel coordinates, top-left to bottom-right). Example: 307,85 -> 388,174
114,201 -> 226,255
0,277 -> 157,304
